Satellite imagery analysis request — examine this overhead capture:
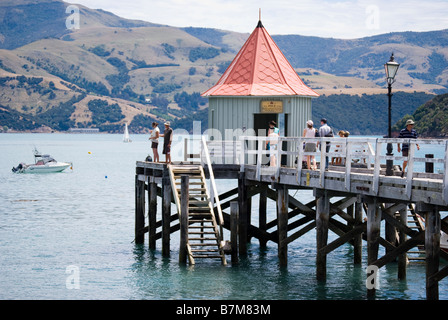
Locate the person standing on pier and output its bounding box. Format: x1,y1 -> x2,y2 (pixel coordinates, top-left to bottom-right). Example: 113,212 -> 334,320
397,119 -> 420,177
303,120 -> 317,170
149,122 -> 160,162
161,122 -> 173,164
318,118 -> 333,171
266,120 -> 280,167
332,130 -> 347,166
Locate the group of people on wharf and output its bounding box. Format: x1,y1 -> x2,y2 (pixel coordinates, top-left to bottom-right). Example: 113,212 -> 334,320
146,117 -> 419,178
148,121 -> 173,164
266,118 -> 419,177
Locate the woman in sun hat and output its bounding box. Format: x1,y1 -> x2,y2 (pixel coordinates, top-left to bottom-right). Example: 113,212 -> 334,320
303,120 -> 317,170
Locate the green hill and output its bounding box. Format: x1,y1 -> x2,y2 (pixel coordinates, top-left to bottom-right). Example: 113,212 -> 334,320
273,30 -> 448,94
313,92 -> 435,135
394,93 -> 448,137
0,0 -> 446,134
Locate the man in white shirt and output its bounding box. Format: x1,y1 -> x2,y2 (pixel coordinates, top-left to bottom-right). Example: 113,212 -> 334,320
149,122 -> 160,162
318,118 -> 333,171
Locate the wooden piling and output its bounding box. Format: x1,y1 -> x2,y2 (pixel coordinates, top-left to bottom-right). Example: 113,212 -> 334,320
259,185 -> 268,248
135,174 -> 145,244
366,196 -> 381,298
385,204 -> 399,256
353,199 -> 363,264
247,196 -> 252,242
230,201 -> 239,264
277,185 -> 289,267
162,167 -> 172,257
148,182 -> 157,249
316,189 -> 330,280
420,203 -> 441,300
397,205 -> 408,280
238,172 -> 248,255
179,175 -> 189,264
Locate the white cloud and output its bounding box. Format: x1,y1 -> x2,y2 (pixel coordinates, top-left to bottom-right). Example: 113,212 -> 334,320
72,0 -> 448,38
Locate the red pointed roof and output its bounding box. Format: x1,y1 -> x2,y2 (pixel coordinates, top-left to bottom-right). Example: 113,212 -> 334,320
202,21 -> 319,97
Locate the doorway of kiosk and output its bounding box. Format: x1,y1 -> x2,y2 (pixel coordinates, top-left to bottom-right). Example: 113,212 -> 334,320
253,113 -> 288,166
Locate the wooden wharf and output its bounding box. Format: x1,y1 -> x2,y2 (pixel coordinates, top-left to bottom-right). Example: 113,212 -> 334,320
135,135 -> 448,300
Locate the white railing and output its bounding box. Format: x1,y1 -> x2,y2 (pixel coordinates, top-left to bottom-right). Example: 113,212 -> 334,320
185,136 -> 448,204
372,138 -> 448,200
239,136 -> 376,183
183,137 -> 243,165
205,140 -> 243,165
238,136 -> 448,202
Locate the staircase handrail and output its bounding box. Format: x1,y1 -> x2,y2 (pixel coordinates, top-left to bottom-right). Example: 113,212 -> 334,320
201,135 -> 224,226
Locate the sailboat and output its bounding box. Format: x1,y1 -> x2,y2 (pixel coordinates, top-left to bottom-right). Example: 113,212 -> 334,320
123,123 -> 132,143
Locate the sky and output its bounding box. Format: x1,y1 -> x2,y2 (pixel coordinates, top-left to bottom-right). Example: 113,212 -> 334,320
72,0 -> 448,39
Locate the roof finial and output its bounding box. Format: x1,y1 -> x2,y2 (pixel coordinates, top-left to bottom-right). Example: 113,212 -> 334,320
257,8 -> 264,28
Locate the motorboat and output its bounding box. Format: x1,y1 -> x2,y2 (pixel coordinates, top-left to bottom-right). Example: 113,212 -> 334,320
12,148 -> 72,174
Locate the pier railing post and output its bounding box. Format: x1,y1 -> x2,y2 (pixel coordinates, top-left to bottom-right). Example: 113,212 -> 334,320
316,189 -> 330,280
372,139 -> 381,195
179,175 -> 189,264
344,140 -> 352,191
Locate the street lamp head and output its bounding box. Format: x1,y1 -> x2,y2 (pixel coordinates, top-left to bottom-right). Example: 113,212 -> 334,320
385,53 -> 400,84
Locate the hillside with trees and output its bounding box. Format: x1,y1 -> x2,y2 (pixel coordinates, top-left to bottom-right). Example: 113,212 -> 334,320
393,93 -> 448,137
313,92 -> 435,135
0,0 -> 446,134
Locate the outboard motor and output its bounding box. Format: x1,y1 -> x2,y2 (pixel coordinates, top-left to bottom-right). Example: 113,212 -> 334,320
12,163 -> 24,173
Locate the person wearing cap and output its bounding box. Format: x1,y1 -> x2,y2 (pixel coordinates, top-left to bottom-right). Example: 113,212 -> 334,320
303,120 -> 317,170
160,121 -> 173,164
397,119 -> 420,177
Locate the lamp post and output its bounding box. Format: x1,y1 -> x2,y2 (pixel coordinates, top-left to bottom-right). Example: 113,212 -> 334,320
384,53 -> 400,176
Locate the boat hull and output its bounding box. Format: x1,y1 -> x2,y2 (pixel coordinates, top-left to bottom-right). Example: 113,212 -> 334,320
16,162 -> 71,174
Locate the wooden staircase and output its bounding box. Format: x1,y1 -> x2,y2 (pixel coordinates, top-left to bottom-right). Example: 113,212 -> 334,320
406,204 -> 426,261
168,164 -> 227,265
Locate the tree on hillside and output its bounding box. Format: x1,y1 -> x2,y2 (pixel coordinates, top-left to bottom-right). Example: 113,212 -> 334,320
394,93 -> 448,137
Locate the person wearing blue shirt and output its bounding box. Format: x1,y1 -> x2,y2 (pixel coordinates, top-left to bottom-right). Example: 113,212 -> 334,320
397,119 -> 420,177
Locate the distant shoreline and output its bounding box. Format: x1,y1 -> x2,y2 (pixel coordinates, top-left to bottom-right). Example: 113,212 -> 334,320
1,131 -> 446,139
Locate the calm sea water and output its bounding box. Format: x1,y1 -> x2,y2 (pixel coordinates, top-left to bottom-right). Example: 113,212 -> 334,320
0,133 -> 447,300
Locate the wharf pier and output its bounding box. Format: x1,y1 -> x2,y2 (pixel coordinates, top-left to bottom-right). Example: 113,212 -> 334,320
135,135 -> 448,300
